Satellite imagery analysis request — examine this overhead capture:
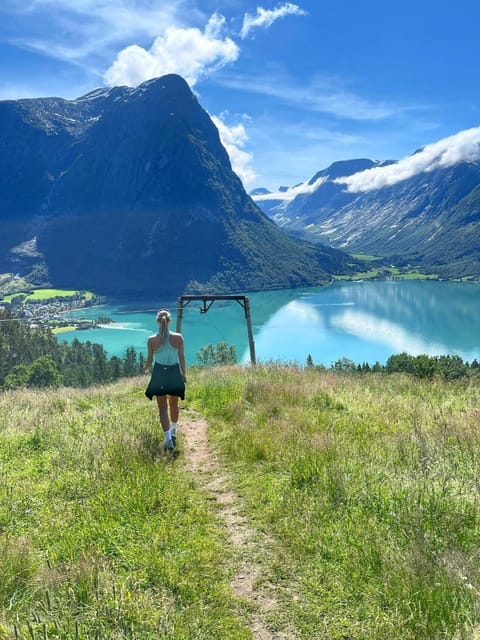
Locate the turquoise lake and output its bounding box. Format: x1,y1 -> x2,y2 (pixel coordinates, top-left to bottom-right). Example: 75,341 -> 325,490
59,280 -> 480,367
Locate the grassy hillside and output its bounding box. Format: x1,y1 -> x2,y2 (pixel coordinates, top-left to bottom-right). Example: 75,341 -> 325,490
0,379 -> 248,639
1,367 -> 480,639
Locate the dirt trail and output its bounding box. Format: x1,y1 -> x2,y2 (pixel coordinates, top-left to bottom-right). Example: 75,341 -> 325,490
180,411 -> 294,640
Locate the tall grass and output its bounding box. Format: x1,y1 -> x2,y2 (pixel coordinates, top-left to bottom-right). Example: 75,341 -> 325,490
189,365 -> 480,639
0,379 -> 250,639
2,367 -> 479,639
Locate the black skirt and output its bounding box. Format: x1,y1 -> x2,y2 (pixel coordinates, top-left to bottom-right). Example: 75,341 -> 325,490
145,363 -> 185,400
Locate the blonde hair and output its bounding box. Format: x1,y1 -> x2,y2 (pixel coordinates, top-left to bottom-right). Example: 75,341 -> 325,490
156,309 -> 171,344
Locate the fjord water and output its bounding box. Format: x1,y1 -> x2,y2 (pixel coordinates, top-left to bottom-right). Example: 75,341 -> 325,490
60,280 -> 480,366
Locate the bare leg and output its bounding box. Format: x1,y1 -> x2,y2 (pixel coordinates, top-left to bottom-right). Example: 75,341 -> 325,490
168,396 -> 179,446
155,395 -> 170,433
168,395 -> 179,423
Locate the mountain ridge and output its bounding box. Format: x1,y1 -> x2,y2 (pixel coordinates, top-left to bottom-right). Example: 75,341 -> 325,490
252,145 -> 480,278
0,74 -> 357,295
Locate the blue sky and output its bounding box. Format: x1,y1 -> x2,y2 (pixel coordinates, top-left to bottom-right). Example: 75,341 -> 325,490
1,0 -> 480,191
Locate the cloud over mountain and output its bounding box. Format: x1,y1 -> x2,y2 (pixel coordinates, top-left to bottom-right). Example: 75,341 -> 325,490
103,4 -> 309,87
104,13 -> 239,87
335,127 -> 480,192
254,176 -> 328,202
211,114 -> 257,187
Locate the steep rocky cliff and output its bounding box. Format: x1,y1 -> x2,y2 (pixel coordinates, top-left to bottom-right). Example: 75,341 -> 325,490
0,75 -> 356,295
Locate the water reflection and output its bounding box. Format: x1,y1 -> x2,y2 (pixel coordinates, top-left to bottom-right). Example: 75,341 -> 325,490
331,310 -> 447,357
247,281 -> 480,365
333,281 -> 480,352
60,281 -> 480,366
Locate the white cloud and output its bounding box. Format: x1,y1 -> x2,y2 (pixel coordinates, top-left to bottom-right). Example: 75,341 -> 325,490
335,126 -> 480,193
211,114 -> 257,188
241,2 -> 307,38
104,13 -> 239,87
252,176 -> 327,202
3,0 -> 187,64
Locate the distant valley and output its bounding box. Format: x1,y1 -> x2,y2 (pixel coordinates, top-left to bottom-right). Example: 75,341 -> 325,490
252,140 -> 480,280
1,74 -> 479,298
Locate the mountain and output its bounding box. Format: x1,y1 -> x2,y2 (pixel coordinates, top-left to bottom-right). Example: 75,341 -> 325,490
253,154 -> 480,278
0,75 -> 357,296
252,160 -> 387,220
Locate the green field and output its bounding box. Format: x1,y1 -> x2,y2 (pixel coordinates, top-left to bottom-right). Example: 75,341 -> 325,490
51,325 -> 77,334
351,253 -> 382,261
2,288 -> 94,303
1,367 -> 479,638
336,266 -> 440,281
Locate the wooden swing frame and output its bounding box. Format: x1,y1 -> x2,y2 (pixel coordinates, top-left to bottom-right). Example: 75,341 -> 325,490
176,295 -> 256,365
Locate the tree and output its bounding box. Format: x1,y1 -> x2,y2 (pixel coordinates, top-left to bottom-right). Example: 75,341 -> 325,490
4,364 -> 30,389
435,355 -> 467,380
386,353 -> 414,374
331,357 -> 356,372
109,356 -> 123,380
0,309 -> 147,389
27,355 -> 63,388
124,346 -> 140,376
412,354 -> 436,379
92,343 -> 109,382
197,342 -> 237,366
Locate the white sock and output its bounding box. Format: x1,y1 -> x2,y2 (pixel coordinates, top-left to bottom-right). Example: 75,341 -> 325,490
164,428 -> 172,444
170,423 -> 177,437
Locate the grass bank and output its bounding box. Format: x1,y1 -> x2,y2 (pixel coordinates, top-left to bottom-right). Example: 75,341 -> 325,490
1,367 -> 479,639
188,365 -> 480,639
0,379 -> 248,639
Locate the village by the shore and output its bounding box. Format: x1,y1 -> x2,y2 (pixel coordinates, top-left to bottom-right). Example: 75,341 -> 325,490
0,289 -> 112,333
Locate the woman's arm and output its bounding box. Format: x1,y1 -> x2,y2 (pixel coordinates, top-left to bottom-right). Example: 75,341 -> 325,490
144,337 -> 154,374
177,334 -> 187,382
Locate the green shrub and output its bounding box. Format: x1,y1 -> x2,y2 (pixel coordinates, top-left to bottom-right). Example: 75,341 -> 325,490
196,342 -> 237,366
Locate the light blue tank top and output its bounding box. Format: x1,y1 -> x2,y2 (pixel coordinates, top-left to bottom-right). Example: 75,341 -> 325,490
154,331 -> 179,366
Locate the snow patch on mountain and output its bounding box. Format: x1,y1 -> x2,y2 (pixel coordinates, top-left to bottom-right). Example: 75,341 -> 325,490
335,127 -> 480,193
252,175 -> 328,205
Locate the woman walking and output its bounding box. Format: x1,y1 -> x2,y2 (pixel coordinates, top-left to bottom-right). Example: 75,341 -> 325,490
144,309 -> 186,451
